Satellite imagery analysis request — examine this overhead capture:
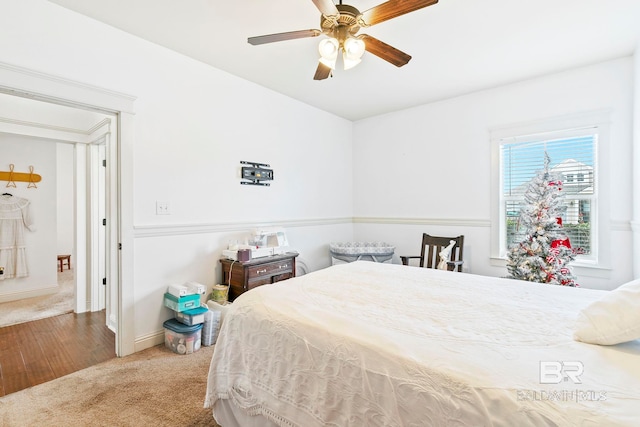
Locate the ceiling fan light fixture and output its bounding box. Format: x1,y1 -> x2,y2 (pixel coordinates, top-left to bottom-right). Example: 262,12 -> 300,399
318,37 -> 339,69
249,0 -> 440,80
344,37 -> 365,59
342,36 -> 365,70
342,53 -> 361,70
319,56 -> 337,70
319,37 -> 338,57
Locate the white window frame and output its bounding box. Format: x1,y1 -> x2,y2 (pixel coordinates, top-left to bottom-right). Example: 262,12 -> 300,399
490,111 -> 612,277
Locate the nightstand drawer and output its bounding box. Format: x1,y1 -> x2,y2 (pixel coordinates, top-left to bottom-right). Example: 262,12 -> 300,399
247,260 -> 292,278
220,253 -> 298,301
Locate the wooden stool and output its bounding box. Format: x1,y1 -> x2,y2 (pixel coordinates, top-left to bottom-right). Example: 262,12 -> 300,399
57,254 -> 71,272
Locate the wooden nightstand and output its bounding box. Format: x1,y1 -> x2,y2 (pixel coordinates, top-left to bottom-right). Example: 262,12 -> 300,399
220,252 -> 298,301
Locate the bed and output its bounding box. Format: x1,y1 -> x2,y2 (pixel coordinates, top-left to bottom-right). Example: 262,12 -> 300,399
204,261 -> 640,426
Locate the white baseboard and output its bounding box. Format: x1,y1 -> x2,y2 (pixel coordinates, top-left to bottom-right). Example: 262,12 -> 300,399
134,330 -> 165,352
0,284 -> 58,303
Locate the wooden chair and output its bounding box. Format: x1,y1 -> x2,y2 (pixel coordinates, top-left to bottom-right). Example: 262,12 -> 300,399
400,234 -> 464,272
57,254 -> 71,272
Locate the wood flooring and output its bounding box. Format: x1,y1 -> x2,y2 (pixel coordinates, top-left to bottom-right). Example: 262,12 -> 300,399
0,310 -> 115,397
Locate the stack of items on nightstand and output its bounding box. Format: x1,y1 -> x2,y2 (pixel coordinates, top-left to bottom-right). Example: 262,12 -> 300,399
163,281 -> 210,355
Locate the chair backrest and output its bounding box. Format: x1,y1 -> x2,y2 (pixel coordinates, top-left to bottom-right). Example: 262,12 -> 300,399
419,233 -> 464,271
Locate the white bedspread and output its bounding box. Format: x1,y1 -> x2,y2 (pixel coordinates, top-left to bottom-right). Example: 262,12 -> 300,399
205,261 -> 640,426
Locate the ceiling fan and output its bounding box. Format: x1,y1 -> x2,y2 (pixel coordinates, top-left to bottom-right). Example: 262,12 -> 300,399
248,0 -> 439,80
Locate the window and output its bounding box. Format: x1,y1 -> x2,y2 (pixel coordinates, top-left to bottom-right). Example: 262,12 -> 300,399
501,135 -> 596,258
491,112 -> 611,271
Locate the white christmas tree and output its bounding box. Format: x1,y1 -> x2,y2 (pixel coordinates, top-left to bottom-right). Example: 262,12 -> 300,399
506,153 -> 580,286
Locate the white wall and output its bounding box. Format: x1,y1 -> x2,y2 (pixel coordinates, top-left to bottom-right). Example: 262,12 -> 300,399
0,134 -> 58,300
56,143 -> 74,255
633,44 -> 640,277
134,222 -> 353,340
0,0 -> 354,351
353,57 -> 634,290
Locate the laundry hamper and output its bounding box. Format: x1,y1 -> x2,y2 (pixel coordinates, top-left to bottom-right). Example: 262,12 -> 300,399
330,242 -> 395,265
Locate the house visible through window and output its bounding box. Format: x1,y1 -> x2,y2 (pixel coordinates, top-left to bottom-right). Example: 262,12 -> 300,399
500,134 -> 596,258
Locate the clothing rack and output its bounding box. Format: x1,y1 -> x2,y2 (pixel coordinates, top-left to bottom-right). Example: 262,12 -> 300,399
0,164 -> 41,188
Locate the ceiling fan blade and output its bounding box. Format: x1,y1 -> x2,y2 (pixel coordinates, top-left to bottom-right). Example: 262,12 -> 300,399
360,0 -> 438,27
311,0 -> 340,17
248,29 -> 322,45
313,62 -> 332,80
361,34 -> 411,67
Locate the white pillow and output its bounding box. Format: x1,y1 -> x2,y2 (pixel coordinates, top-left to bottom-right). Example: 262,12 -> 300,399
573,279 -> 640,345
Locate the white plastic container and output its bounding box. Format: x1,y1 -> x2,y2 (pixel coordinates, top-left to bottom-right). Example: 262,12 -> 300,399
207,299 -> 231,326
201,309 -> 221,346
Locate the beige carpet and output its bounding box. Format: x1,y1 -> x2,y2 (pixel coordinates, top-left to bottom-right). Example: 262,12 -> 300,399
0,269 -> 74,328
0,343 -> 220,427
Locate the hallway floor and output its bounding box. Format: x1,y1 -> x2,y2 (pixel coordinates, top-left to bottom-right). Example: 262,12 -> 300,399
0,310 -> 115,397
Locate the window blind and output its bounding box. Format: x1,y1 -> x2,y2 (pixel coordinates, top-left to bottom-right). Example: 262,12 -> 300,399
501,134 -> 596,255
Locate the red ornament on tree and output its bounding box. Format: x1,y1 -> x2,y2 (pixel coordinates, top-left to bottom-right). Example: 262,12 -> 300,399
551,217 -> 571,249
551,238 -> 571,249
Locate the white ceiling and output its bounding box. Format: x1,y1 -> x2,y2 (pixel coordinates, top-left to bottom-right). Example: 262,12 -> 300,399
0,90 -> 112,141
0,92 -> 109,132
47,0 -> 640,121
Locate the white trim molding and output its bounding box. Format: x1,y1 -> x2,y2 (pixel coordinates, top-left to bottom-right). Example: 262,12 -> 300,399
0,284 -> 58,303
0,116 -> 112,145
134,330 -> 165,353
611,220 -> 632,232
353,217 -> 491,227
0,116 -> 88,135
0,61 -> 136,114
134,217 -> 353,238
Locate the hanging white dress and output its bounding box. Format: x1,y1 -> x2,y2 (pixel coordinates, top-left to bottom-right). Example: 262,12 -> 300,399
0,195 -> 35,279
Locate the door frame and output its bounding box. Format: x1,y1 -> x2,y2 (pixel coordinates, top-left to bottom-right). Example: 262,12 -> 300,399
0,61 -> 136,356
88,128 -> 109,316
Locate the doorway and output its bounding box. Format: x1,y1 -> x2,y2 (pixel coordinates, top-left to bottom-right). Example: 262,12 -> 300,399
0,97 -> 115,324
0,60 -> 135,356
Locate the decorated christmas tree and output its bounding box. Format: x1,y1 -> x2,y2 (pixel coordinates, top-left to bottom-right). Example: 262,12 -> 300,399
506,153 -> 580,286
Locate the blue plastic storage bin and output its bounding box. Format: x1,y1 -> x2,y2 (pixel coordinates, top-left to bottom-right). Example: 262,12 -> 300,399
174,305 -> 208,326
163,319 -> 202,354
